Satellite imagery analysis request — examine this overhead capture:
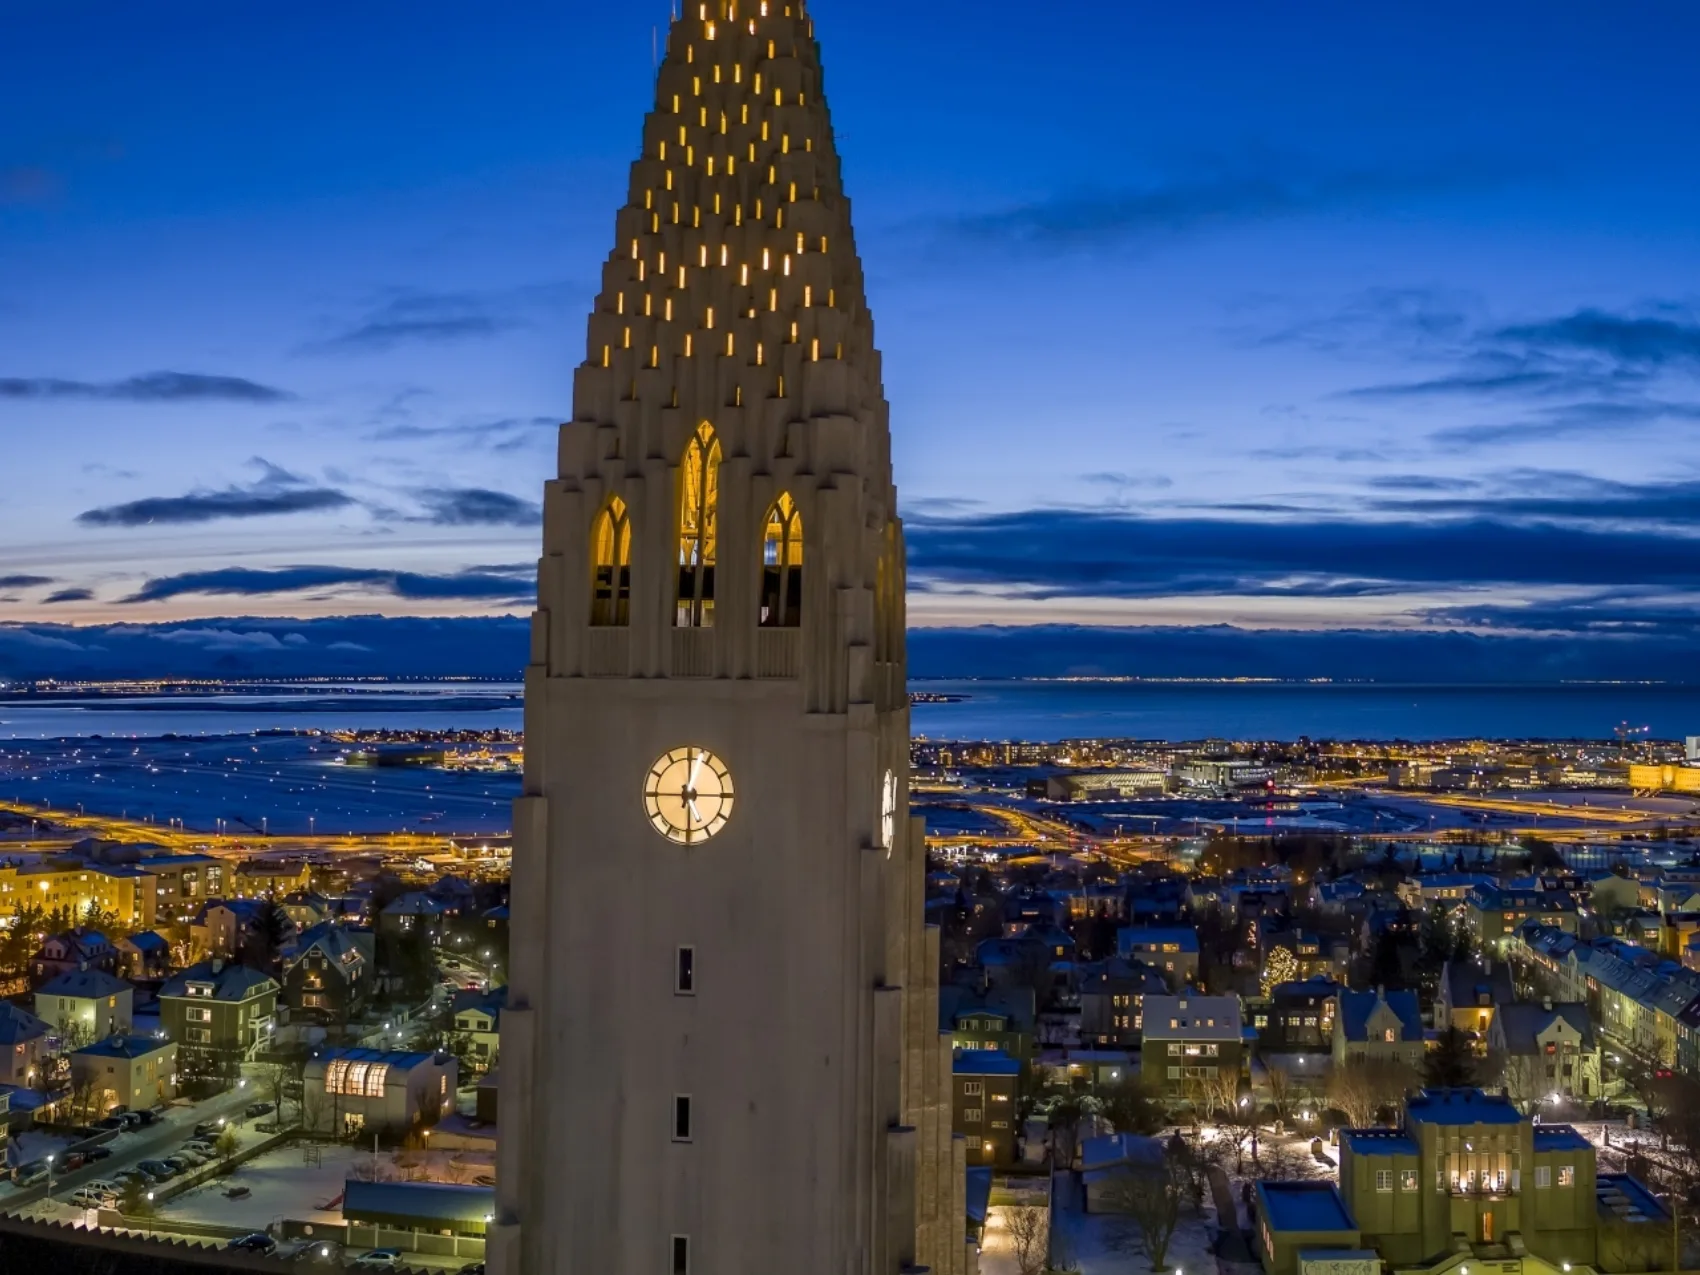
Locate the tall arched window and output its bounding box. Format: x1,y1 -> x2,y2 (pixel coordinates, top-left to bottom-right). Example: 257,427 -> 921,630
759,493 -> 803,628
590,496 -> 632,627
676,422 -> 721,628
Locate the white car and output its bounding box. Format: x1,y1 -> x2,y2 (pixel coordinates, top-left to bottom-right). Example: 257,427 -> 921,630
352,1251 -> 403,1270
72,1184 -> 117,1209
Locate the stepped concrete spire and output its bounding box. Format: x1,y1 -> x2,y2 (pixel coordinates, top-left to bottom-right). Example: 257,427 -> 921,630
491,3 -> 966,1274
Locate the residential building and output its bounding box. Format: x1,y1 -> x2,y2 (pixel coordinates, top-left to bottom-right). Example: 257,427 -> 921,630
1078,959 -> 1167,1048
115,930 -> 173,980
138,854 -> 227,925
1488,1002 -> 1601,1105
343,1180 -> 493,1258
1334,988 -> 1425,1069
30,929 -> 117,985
952,1050 -> 1020,1168
0,861 -> 156,932
939,984 -> 1036,1059
379,892 -> 458,946
452,987 -> 504,1073
282,922 -> 375,1026
304,1048 -> 457,1137
1397,873 -> 1495,911
1468,885 -> 1578,955
1080,1133 -> 1166,1214
191,898 -> 292,962
0,1002 -> 49,1085
1141,993 -> 1245,1105
1114,925 -> 1199,987
159,960 -> 279,1078
1252,1181 -> 1365,1275
71,1035 -> 178,1115
34,967 -> 134,1042
1436,959 -> 1515,1048
1261,978 -> 1340,1054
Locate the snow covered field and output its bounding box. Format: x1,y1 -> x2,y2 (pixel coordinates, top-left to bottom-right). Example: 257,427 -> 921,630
160,1144 -> 362,1231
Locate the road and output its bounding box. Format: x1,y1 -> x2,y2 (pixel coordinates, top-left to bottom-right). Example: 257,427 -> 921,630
0,1076 -> 260,1216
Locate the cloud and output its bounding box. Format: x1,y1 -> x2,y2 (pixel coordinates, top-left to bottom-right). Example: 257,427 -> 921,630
78,459 -> 353,528
1498,310 -> 1700,368
938,162 -> 1494,252
366,416 -> 558,449
43,588 -> 94,604
906,507 -> 1700,601
1430,399 -> 1700,450
414,488 -> 542,527
307,290 -> 522,354
1366,471 -> 1700,525
0,575 -> 55,589
0,371 -> 293,403
122,563 -> 534,605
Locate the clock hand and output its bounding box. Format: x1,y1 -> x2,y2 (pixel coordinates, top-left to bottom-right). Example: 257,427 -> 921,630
687,798 -> 703,825
688,754 -> 703,789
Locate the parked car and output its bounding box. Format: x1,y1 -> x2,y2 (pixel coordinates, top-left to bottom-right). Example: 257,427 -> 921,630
92,1117 -> 127,1133
227,1233 -> 278,1255
135,1160 -> 177,1182
11,1162 -> 49,1188
194,1120 -> 225,1137
225,1185 -> 252,1200
112,1169 -> 150,1189
295,1241 -> 345,1265
83,1147 -> 113,1163
72,1185 -> 118,1209
161,1157 -> 194,1175
175,1149 -> 210,1167
136,1108 -> 162,1126
244,1102 -> 275,1119
58,1151 -> 88,1172
118,1112 -> 145,1130
352,1251 -> 402,1270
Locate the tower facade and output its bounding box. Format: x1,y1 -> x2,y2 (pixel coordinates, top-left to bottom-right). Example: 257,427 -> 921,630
491,5 -> 966,1274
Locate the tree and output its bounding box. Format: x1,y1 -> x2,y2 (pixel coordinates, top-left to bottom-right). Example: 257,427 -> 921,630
1425,1026 -> 1478,1089
1015,1058 -> 1048,1128
1046,1092 -> 1085,1171
1105,1163 -> 1185,1271
215,1123 -> 241,1170
1100,1074 -> 1164,1136
241,901 -> 292,971
1266,1064 -> 1297,1126
118,1176 -> 156,1219
1488,1051 -> 1546,1112
1004,1206 -> 1049,1275
1328,1057 -> 1416,1128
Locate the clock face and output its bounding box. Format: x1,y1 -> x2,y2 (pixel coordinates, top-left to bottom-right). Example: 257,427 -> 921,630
881,769 -> 898,855
644,747 -> 735,846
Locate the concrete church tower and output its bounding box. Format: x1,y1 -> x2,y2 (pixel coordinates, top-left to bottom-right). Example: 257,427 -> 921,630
491,4 -> 967,1274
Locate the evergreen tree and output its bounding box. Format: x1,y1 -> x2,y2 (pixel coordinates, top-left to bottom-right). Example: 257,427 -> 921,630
1425,1026 -> 1478,1089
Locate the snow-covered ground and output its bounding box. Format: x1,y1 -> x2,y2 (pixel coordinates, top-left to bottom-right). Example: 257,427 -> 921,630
980,1171 -> 1223,1275
160,1144 -> 363,1231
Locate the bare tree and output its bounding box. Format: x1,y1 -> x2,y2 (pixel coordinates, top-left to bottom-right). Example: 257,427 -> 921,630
1487,1051 -> 1546,1112
1104,1164 -> 1185,1271
1327,1057 -> 1415,1128
1266,1063 -> 1296,1126
1005,1206 -> 1050,1275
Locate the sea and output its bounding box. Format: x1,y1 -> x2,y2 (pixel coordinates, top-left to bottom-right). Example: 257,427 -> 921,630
0,680 -> 1695,744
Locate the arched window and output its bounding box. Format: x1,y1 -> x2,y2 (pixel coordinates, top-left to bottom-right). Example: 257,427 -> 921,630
590,496 -> 632,627
759,493 -> 803,628
676,423 -> 721,628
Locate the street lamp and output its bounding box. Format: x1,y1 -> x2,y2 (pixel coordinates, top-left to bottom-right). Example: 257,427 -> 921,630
45,1154 -> 54,1193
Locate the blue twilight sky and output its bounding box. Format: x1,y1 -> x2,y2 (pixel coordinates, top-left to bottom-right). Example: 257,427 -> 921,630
3,0 -> 1700,656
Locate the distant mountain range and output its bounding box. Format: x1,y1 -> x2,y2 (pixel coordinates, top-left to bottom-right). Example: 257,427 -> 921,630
0,617 -> 1692,684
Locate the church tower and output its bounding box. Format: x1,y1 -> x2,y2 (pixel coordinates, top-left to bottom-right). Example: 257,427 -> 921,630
491,4 -> 967,1274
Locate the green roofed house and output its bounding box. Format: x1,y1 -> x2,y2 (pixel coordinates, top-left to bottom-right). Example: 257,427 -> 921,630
1260,1088 -> 1671,1275
343,1179 -> 493,1262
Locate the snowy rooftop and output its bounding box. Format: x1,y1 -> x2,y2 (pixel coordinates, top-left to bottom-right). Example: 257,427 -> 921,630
1533,1125 -> 1593,1153
1257,1181 -> 1357,1235
1405,1088 -> 1523,1126
953,1049 -> 1020,1077
1340,1128 -> 1419,1156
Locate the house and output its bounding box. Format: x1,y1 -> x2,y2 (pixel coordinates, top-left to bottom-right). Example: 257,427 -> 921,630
952,1050 -> 1021,1168
71,1034 -> 178,1115
1078,959 -> 1168,1048
1488,1001 -> 1601,1105
192,898 -> 292,962
34,967 -> 134,1042
1436,958 -> 1516,1047
451,987 -> 504,1073
1334,988 -> 1424,1069
159,960 -> 280,1078
1080,1132 -> 1166,1214
1262,978 -> 1341,1054
303,1048 -> 457,1137
115,931 -> 173,980
1311,1087 -> 1670,1273
380,893 -> 458,945
281,891 -> 335,931
282,923 -> 376,1026
939,984 -> 1036,1059
0,1002 -> 50,1086
1140,993 -> 1245,1105
31,929 -> 117,985
1114,925 -> 1199,988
